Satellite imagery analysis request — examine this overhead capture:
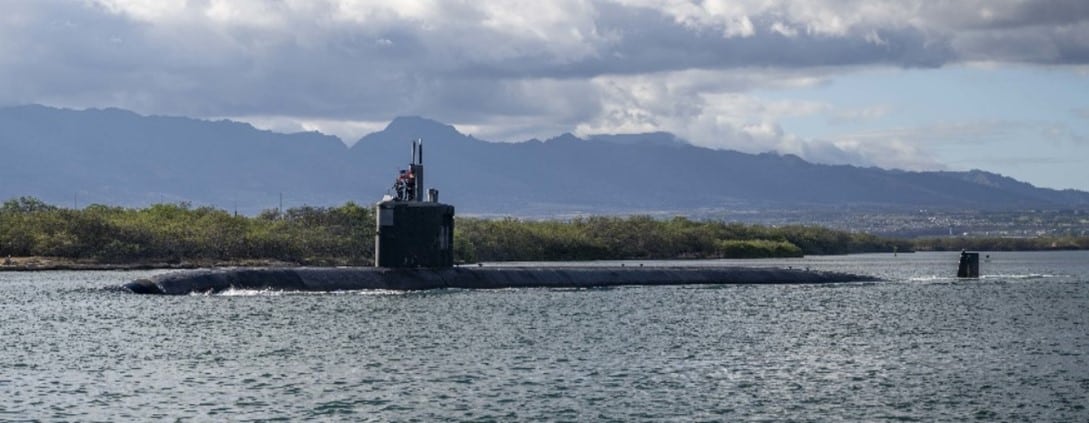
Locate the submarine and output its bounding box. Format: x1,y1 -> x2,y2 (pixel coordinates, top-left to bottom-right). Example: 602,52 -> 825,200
124,139 -> 876,295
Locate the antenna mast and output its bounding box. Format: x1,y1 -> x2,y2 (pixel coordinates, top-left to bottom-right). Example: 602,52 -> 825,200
410,139 -> 424,201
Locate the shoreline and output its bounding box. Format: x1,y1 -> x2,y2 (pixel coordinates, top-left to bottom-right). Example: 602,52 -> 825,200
0,257 -> 308,272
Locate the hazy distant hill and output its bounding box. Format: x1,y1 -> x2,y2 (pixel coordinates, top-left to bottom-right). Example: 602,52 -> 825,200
0,105 -> 355,213
2,105 -> 1088,215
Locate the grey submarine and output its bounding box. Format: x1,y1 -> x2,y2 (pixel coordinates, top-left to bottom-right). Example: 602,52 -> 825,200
123,140 -> 875,295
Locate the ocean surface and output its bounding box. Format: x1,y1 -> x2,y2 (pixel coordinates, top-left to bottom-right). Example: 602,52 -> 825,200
2,251 -> 1088,421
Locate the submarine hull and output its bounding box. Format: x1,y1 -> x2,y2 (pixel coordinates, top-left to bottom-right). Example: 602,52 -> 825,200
123,266 -> 877,295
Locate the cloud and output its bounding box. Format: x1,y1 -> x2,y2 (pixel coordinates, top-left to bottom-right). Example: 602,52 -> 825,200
3,1 -> 1081,115
571,70 -> 824,145
811,138 -> 945,171
1,0 -> 1087,171
233,115 -> 390,146
566,70 -> 942,170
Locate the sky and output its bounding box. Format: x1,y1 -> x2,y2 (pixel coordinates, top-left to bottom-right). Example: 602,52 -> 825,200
3,0 -> 1088,190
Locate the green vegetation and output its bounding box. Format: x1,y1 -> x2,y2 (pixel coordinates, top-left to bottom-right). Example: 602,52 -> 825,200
912,236 -> 1089,251
454,216 -> 909,262
0,197 -> 374,266
7,196 -> 1084,267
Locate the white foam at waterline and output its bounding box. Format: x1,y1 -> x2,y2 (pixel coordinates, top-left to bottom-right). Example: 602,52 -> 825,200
212,288 -> 413,297
980,274 -> 1059,280
908,275 -> 958,282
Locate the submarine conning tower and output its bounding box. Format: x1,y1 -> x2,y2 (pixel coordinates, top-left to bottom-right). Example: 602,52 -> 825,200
375,139 -> 455,268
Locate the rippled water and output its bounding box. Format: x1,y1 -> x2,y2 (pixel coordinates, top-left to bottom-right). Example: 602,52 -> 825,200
2,251 -> 1088,421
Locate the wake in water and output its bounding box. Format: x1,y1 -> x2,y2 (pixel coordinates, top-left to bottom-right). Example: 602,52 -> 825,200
909,273 -> 1062,283
981,273 -> 1060,280
208,288 -> 412,297
908,275 -> 959,283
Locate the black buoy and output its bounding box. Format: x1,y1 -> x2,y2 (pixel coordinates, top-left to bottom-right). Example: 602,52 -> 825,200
957,251 -> 980,278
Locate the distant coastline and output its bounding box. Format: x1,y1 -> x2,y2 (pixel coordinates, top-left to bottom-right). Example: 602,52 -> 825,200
2,197 -> 1086,271
0,256 -> 300,272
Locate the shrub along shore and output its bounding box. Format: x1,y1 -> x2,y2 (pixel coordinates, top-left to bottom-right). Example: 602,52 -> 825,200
1,197 -> 1084,270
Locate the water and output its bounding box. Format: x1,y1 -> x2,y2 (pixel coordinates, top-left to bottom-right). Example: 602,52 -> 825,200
2,251 -> 1087,421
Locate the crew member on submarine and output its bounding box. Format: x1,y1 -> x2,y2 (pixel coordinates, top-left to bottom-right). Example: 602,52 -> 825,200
393,167 -> 417,201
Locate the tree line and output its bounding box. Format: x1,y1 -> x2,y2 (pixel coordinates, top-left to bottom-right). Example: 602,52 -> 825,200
453,215 -> 910,262
912,236 -> 1089,252
2,196 -> 1083,266
0,197 -> 373,265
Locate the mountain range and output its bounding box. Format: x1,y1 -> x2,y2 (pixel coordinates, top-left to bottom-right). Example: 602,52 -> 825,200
2,105 -> 1088,215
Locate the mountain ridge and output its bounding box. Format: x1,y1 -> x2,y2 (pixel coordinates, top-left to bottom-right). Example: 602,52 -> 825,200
2,105 -> 1087,215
